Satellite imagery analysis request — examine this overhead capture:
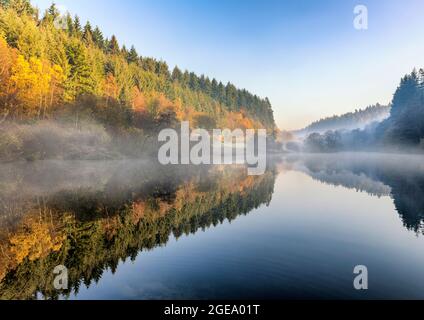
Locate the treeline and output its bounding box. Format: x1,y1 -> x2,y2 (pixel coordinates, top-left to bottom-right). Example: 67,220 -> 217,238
380,69 -> 424,146
0,0 -> 276,132
299,103 -> 390,135
303,69 -> 424,152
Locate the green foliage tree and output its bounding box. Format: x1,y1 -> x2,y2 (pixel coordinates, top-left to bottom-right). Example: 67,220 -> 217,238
64,38 -> 95,99
107,34 -> 119,55
82,21 -> 93,44
73,15 -> 82,38
126,45 -> 138,64
47,2 -> 59,21
171,66 -> 183,82
92,26 -> 103,48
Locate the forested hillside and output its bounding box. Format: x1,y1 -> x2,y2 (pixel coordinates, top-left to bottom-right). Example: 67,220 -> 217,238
0,0 -> 276,133
297,103 -> 390,135
303,69 -> 424,152
379,69 -> 424,146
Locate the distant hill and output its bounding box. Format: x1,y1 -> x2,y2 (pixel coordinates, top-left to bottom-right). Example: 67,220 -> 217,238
295,104 -> 390,135
302,69 -> 424,153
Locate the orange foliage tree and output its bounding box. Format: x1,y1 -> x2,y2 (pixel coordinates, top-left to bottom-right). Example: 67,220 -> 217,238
0,35 -> 17,120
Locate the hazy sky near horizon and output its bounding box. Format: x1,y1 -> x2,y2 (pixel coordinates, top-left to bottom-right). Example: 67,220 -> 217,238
32,0 -> 424,130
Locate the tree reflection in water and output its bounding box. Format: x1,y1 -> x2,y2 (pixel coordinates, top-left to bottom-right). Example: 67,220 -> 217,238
0,161 -> 276,299
1,153 -> 423,300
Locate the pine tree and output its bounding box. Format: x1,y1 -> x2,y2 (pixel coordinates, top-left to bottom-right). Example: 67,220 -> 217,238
211,79 -> 218,99
47,2 -> 60,21
217,82 -> 226,103
121,45 -> 128,57
156,61 -> 170,79
189,72 -> 199,91
73,15 -> 82,38
108,35 -> 119,55
92,26 -> 104,48
204,77 -> 212,96
66,13 -> 74,36
65,39 -> 95,99
172,66 -> 183,82
83,22 -> 93,44
127,45 -> 138,64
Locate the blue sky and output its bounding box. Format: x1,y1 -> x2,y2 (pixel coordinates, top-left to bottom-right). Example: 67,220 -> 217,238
32,0 -> 424,130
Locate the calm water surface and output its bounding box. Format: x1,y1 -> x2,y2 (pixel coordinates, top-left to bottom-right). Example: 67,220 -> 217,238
1,153 -> 424,299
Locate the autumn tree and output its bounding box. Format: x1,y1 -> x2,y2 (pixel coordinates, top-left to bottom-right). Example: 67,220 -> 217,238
0,0 -> 34,15
10,54 -> 64,118
0,35 -> 16,119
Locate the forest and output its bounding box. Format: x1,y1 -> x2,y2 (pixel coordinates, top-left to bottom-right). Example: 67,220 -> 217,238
0,0 -> 277,161
301,69 -> 424,153
297,104 -> 390,135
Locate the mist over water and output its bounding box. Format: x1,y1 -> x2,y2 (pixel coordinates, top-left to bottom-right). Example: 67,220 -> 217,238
1,153 -> 424,299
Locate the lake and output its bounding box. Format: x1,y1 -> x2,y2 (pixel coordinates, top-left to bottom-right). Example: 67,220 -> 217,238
1,153 -> 424,300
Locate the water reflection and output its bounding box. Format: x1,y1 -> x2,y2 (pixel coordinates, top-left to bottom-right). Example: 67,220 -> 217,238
0,161 -> 276,299
283,153 -> 424,233
1,153 -> 424,299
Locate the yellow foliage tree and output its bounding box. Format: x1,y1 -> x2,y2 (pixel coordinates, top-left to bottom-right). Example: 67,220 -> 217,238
0,35 -> 17,119
8,216 -> 64,265
10,54 -> 64,118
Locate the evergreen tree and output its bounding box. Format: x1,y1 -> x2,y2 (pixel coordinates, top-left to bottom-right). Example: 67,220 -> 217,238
127,45 -> 138,64
65,39 -> 95,98
172,66 -> 183,82
108,35 -> 120,55
182,70 -> 190,86
225,82 -> 237,108
211,79 -> 218,99
189,72 -> 199,91
217,82 -> 226,103
204,77 -> 212,96
121,44 -> 128,57
73,15 -> 82,38
83,21 -> 93,44
155,60 -> 170,79
92,26 -> 104,48
140,57 -> 156,73
47,2 -> 60,21
65,13 -> 74,36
